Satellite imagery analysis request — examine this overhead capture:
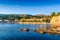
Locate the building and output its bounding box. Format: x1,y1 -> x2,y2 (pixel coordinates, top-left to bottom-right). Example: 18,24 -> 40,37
0,20 -> 3,22
15,18 -> 19,22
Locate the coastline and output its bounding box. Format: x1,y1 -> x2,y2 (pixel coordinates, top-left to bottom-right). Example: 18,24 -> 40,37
18,22 -> 50,24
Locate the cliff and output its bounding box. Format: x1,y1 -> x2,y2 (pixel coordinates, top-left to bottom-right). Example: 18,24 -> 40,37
50,16 -> 60,31
50,16 -> 60,26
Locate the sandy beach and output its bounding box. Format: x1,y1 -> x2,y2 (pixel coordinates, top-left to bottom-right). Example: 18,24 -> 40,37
18,22 -> 50,24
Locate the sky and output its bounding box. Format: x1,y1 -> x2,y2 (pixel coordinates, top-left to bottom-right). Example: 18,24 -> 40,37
0,0 -> 60,15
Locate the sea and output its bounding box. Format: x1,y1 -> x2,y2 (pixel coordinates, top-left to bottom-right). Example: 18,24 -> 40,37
0,24 -> 60,40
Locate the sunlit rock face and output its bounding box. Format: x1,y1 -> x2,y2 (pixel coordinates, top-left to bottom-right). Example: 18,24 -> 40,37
50,16 -> 60,27
50,16 -> 60,30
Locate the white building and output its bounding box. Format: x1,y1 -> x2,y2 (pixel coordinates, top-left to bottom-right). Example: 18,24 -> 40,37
0,20 -> 3,22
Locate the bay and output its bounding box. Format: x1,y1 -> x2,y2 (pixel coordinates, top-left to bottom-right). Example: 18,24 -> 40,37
0,24 -> 60,40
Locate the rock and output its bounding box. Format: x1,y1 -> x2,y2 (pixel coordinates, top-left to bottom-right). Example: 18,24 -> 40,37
50,16 -> 60,31
21,28 -> 29,32
50,16 -> 60,26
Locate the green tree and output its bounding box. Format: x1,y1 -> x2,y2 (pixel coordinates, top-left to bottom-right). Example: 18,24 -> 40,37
51,12 -> 56,17
57,12 -> 60,16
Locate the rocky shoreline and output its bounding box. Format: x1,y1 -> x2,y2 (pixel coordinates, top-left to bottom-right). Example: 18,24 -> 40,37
18,22 -> 50,24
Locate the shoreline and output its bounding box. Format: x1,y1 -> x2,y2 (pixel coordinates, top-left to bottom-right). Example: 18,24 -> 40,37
18,22 -> 50,24
35,28 -> 60,34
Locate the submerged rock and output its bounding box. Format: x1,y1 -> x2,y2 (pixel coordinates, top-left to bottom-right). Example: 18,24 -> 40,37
21,28 -> 29,32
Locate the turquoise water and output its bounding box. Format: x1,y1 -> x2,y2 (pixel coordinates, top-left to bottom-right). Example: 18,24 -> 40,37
0,24 -> 60,40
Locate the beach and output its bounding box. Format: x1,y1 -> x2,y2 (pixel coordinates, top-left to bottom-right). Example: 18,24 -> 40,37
18,22 -> 50,24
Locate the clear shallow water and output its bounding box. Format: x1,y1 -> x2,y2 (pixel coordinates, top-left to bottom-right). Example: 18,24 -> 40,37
0,24 -> 60,40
